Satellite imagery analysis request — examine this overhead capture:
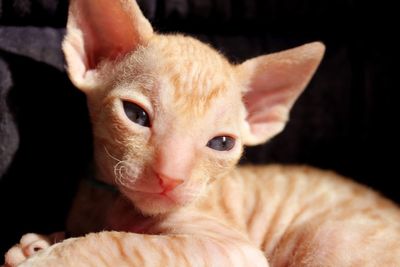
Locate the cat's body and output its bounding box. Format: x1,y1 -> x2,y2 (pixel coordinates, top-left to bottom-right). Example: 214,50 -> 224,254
67,164 -> 400,267
7,165 -> 400,266
4,0 -> 400,266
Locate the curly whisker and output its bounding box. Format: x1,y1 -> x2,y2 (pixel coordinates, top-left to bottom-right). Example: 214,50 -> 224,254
112,159 -> 142,190
104,146 -> 122,162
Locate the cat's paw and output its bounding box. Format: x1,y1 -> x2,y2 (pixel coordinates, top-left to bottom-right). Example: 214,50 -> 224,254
3,232 -> 64,267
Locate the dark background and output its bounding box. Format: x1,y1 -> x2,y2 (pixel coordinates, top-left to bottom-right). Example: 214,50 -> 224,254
0,0 -> 399,256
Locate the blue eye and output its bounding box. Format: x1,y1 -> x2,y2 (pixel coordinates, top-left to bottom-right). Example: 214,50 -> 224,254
207,136 -> 236,151
123,101 -> 150,127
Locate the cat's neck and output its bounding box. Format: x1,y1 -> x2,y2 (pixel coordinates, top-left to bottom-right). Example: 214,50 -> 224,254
84,175 -> 119,193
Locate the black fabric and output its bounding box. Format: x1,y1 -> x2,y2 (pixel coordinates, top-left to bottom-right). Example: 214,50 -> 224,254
0,0 -> 399,256
0,0 -> 67,26
0,57 -> 18,178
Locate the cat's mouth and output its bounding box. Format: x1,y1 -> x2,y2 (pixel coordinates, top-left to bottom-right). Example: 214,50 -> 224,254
142,191 -> 176,202
120,186 -> 193,215
130,190 -> 183,214
122,187 -> 185,203
111,165 -> 196,213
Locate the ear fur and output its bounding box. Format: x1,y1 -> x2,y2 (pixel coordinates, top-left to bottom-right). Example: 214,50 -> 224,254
238,42 -> 325,146
62,0 -> 153,91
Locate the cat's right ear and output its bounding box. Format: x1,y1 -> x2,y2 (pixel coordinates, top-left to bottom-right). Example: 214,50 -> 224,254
62,0 -> 153,92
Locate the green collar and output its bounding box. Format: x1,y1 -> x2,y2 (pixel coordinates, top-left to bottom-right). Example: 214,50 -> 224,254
84,176 -> 119,193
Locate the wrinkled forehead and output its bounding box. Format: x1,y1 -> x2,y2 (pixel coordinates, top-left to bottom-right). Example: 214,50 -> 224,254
152,35 -> 239,114
110,34 -> 242,117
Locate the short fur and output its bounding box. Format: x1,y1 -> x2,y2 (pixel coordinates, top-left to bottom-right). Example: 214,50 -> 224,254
4,0 -> 400,266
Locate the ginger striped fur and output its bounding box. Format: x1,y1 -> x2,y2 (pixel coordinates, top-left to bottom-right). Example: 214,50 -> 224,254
4,0 -> 400,266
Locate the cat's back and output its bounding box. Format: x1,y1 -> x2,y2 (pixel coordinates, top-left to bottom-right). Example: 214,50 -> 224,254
198,164 -> 400,263
232,164 -> 399,222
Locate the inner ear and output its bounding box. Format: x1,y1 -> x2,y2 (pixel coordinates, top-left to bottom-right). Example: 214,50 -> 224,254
63,0 -> 153,90
238,42 -> 325,146
74,0 -> 153,69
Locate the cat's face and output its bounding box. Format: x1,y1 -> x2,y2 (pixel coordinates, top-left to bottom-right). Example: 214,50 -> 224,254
63,0 -> 324,215
89,35 -> 246,215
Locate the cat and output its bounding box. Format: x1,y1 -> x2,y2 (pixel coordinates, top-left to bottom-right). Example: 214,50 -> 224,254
4,0 -> 400,266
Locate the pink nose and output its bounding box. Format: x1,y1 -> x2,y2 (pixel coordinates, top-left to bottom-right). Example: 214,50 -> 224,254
158,174 -> 184,192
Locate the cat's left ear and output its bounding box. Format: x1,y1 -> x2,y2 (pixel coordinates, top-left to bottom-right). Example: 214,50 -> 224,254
238,42 -> 325,146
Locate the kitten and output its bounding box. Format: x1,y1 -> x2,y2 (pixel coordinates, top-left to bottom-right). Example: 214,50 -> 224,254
4,0 -> 400,266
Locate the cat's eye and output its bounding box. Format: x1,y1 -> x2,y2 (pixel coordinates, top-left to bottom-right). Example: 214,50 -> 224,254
123,101 -> 151,127
207,136 -> 236,151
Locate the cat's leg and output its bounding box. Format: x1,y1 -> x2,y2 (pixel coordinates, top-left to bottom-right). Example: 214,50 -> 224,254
271,219 -> 400,267
4,232 -> 64,267
16,231 -> 268,267
14,212 -> 269,267
269,206 -> 400,266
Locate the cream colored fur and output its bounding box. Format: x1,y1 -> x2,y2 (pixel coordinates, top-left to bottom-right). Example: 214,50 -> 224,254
4,0 -> 400,266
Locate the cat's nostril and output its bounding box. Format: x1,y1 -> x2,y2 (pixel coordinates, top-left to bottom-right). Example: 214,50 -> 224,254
158,174 -> 184,192
33,246 -> 42,252
23,240 -> 49,257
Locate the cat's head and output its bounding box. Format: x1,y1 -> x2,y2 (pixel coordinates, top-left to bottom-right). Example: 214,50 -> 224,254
63,0 -> 325,215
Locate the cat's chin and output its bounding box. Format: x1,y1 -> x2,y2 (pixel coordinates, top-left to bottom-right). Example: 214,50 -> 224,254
123,190 -> 191,216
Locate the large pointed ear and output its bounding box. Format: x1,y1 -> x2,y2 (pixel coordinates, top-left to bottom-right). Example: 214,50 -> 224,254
238,42 -> 325,146
62,0 -> 153,91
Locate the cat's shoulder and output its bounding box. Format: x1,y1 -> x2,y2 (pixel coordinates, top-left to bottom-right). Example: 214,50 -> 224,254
233,164 -> 378,199
234,164 -> 344,182
232,164 -> 399,208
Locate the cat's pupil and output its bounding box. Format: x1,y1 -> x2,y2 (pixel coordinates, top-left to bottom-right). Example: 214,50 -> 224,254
207,136 -> 235,151
123,101 -> 150,127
